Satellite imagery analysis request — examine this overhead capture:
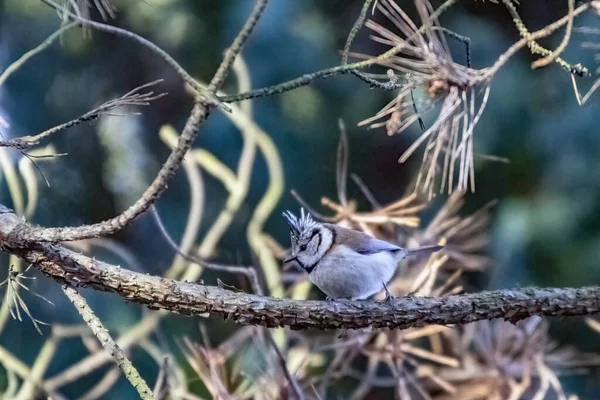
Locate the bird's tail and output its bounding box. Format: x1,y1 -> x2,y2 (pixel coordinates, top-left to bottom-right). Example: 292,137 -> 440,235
406,245 -> 444,256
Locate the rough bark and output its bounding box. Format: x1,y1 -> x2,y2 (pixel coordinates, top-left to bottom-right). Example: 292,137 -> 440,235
1,206 -> 599,331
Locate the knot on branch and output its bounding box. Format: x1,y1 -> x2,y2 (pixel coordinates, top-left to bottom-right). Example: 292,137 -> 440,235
0,206 -> 31,250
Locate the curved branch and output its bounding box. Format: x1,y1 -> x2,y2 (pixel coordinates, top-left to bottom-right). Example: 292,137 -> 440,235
481,1 -> 590,80
10,0 -> 269,244
1,206 -> 599,331
9,99 -> 211,243
0,22 -> 77,89
219,0 -> 459,104
530,0 -> 575,69
40,0 -> 211,99
222,0 -> 591,105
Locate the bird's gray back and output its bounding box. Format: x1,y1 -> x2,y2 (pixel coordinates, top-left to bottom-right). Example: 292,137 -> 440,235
325,223 -> 402,255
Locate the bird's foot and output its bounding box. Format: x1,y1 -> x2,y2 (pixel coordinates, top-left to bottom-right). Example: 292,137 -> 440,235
382,282 -> 395,303
326,296 -> 340,312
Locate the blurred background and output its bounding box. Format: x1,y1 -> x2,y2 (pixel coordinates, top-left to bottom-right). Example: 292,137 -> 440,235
1,0 -> 600,398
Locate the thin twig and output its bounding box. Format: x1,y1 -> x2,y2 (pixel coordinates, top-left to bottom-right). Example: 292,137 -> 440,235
8,98 -> 211,242
151,206 -> 261,293
342,0 -> 374,65
487,1 -> 589,79
62,285 -> 154,399
158,125 -> 206,280
207,0 -> 270,92
351,70 -> 404,91
434,26 -> 471,68
336,119 -> 349,207
571,72 -> 600,105
12,0 -> 269,243
531,0 -> 575,69
265,331 -> 305,400
219,63 -> 365,103
219,0 -> 460,103
0,80 -> 166,150
152,209 -> 303,398
40,0 -> 226,108
350,173 -> 381,209
0,22 -> 77,88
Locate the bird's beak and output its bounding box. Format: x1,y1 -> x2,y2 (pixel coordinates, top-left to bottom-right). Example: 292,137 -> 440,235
283,255 -> 297,264
282,254 -> 298,271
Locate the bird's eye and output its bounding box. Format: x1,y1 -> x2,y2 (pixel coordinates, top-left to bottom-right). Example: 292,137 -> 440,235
300,244 -> 307,251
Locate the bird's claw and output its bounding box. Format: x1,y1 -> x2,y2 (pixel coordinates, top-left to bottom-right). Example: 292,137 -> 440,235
382,282 -> 395,302
326,296 -> 340,312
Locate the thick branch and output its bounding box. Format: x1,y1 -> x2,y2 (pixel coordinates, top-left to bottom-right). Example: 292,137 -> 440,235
1,206 -> 599,331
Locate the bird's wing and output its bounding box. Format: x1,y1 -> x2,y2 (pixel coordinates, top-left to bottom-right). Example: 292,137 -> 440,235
326,224 -> 402,255
353,236 -> 402,255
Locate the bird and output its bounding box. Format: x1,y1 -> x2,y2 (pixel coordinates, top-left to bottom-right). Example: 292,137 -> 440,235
282,208 -> 443,301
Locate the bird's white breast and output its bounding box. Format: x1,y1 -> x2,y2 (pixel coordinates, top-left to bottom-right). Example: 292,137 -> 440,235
309,245 -> 399,300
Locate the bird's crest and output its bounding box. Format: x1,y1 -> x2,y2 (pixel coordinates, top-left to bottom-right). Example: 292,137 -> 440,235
282,208 -> 318,238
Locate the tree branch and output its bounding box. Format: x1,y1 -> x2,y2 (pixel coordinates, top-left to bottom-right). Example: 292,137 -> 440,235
1,205 -> 599,331
10,0 -> 269,244
207,0 -> 269,92
219,0 -> 459,104
9,96 -> 211,243
0,22 -> 77,89
62,285 -> 153,399
40,0 -> 216,102
0,80 -> 166,150
482,1 -> 590,80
